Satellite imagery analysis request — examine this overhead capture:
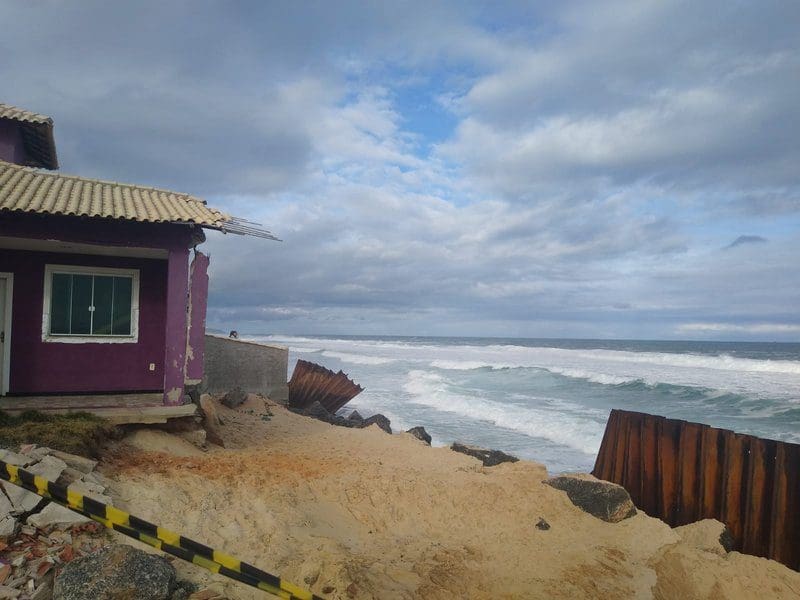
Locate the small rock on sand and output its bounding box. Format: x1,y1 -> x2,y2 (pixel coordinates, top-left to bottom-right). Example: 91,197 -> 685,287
450,442 -> 518,466
221,387 -> 247,409
545,476 -> 636,523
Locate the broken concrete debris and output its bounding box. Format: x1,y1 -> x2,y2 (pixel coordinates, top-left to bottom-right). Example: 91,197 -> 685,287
0,444 -> 111,600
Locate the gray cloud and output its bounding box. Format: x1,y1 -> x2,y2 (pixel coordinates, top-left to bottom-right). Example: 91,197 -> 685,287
726,235 -> 768,249
2,1 -> 798,340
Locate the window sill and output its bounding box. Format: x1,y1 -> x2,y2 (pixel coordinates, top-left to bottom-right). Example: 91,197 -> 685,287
42,335 -> 139,344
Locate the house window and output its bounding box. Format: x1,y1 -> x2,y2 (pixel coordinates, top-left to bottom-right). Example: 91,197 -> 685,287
43,265 -> 139,343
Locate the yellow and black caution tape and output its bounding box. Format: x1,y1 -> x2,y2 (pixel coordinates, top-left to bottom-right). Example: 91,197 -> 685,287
0,459 -> 323,600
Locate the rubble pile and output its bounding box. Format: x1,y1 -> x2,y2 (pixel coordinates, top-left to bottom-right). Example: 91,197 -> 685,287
0,445 -> 113,599
0,446 -> 113,537
0,521 -> 109,599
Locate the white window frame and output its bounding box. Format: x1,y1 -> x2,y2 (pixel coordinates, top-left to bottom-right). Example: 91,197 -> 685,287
42,264 -> 140,344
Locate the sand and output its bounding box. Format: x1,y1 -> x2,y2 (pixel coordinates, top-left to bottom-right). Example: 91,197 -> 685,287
99,397 -> 800,599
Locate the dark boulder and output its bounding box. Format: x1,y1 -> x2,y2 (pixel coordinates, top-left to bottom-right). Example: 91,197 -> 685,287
406,426 -> 432,445
450,442 -> 519,466
360,414 -> 392,434
348,410 -> 364,423
53,544 -> 177,599
303,401 -> 333,421
220,386 -> 247,409
536,517 -> 551,531
545,476 -> 636,523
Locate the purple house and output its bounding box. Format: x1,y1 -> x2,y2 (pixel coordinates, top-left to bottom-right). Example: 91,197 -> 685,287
0,103 -> 274,421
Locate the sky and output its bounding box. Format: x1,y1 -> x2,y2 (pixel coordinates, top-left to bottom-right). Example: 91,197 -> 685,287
2,1 -> 799,341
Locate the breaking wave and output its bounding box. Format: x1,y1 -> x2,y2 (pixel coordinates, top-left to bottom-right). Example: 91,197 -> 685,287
403,370 -> 605,455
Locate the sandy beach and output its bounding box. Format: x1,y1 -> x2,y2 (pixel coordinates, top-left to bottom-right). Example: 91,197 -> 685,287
94,395 -> 800,599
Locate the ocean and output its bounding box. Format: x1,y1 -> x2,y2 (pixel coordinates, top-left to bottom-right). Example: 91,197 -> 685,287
249,335 -> 800,474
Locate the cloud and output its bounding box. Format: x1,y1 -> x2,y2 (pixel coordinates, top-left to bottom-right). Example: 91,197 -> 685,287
726,235 -> 768,249
677,323 -> 800,335
2,1 -> 798,340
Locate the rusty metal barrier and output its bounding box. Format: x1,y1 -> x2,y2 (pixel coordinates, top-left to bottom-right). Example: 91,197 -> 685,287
593,409 -> 800,570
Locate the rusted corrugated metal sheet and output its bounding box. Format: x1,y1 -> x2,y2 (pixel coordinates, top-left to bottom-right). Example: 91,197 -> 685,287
593,409 -> 800,570
288,359 -> 363,414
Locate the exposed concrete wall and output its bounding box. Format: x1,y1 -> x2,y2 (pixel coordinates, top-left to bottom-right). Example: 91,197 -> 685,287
184,251 -> 209,384
203,335 -> 288,402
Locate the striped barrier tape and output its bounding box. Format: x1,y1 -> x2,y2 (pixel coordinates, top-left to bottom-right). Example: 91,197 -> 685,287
0,459 -> 323,600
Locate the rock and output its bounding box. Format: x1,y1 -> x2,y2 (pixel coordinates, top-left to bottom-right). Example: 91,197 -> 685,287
63,480 -> 111,504
199,394 -> 225,447
303,401 -> 333,421
57,467 -> 86,487
360,414 -> 392,434
0,487 -> 14,516
347,410 -> 363,423
0,449 -> 35,467
27,456 -> 68,483
2,482 -> 42,514
31,576 -> 54,600
22,446 -> 53,462
406,426 -> 431,445
536,517 -> 550,531
220,387 -> 247,409
53,544 -> 177,600
0,515 -> 18,537
47,450 -> 97,474
546,476 -> 637,523
27,503 -> 89,528
0,584 -> 20,598
450,442 -> 519,467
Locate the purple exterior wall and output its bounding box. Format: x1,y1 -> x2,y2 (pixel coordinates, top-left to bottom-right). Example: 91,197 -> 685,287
185,251 -> 209,384
0,249 -> 167,394
0,120 -> 26,165
162,246 -> 189,405
0,213 -> 202,403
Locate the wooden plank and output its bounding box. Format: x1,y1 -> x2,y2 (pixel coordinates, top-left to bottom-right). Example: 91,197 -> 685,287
657,417 -> 681,525
676,421 -> 703,525
699,425 -> 723,519
594,409 -> 800,570
721,432 -> 747,550
623,411 -> 643,503
742,437 -> 775,557
611,410 -> 630,485
638,413 -> 659,517
592,409 -> 618,481
769,443 -> 800,570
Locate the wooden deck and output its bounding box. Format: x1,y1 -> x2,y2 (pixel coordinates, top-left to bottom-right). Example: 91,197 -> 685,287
0,393 -> 197,424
